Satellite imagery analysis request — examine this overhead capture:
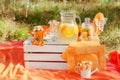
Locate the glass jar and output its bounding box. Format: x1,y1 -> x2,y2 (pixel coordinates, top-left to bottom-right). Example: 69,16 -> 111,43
81,18 -> 94,40
59,11 -> 80,44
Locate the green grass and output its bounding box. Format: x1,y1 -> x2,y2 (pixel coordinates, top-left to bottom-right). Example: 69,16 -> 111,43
0,0 -> 120,53
0,18 -> 29,43
100,22 -> 120,53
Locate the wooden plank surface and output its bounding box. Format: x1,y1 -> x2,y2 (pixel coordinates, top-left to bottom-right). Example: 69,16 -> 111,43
24,45 -> 68,52
25,61 -> 67,70
24,53 -> 64,61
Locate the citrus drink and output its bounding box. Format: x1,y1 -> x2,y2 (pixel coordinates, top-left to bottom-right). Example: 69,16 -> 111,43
59,23 -> 78,44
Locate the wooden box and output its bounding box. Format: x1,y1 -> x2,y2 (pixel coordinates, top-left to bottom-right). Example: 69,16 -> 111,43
24,36 -> 68,70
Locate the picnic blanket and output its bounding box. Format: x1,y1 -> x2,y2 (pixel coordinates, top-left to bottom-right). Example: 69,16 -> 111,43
0,41 -> 120,80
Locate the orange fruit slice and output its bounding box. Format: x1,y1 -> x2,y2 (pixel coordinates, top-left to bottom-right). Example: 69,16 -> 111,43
63,27 -> 74,37
59,24 -> 67,35
59,24 -> 76,38
74,25 -> 79,34
93,12 -> 104,35
94,12 -> 104,21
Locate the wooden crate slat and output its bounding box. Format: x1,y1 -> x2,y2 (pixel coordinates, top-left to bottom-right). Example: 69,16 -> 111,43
24,45 -> 68,52
24,53 -> 64,61
25,62 -> 67,70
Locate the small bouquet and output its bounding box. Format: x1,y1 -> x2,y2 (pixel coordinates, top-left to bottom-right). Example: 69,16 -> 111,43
30,26 -> 50,46
75,61 -> 93,78
75,61 -> 92,73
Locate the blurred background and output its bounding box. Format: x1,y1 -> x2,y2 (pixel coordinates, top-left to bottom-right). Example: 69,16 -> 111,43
0,0 -> 120,53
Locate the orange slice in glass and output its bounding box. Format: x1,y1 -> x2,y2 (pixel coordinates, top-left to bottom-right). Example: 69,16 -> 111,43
59,24 -> 75,38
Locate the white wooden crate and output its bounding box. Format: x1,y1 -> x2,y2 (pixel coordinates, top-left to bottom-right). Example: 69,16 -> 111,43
24,36 -> 68,70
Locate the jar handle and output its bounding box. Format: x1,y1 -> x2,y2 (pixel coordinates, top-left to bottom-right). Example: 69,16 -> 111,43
76,15 -> 81,24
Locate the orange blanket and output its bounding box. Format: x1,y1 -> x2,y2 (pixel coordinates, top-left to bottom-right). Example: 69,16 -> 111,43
0,41 -> 120,80
0,61 -> 119,80
61,41 -> 106,73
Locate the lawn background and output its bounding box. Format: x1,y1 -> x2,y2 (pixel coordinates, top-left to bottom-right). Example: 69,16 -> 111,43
0,0 -> 120,53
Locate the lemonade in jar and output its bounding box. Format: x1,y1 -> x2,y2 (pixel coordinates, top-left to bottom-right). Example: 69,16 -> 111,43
59,11 -> 80,44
